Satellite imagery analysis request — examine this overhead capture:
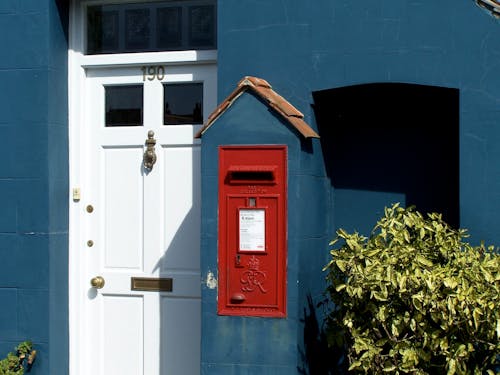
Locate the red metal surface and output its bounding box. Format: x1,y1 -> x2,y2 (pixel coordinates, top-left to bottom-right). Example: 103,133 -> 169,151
218,145 -> 287,317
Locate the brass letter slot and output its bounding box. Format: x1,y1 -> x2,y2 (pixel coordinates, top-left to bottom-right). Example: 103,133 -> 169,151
131,277 -> 173,292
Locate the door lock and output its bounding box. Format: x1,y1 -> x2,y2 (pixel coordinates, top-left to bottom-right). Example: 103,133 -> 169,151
143,130 -> 157,170
90,276 -> 105,289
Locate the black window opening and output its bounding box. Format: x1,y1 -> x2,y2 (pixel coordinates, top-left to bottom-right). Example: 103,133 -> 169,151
87,1 -> 217,55
105,85 -> 144,127
313,83 -> 459,230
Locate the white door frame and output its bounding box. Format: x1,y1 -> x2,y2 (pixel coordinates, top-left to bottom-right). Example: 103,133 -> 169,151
68,1 -> 217,373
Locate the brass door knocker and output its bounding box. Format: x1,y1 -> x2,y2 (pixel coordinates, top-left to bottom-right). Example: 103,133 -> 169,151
143,130 -> 157,170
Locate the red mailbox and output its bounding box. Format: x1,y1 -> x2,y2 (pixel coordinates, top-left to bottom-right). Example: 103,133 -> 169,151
218,145 -> 287,317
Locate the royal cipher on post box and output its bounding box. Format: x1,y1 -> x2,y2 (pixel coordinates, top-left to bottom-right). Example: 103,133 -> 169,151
218,145 -> 287,317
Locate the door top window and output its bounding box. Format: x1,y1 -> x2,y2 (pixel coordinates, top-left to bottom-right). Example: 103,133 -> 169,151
86,1 -> 216,55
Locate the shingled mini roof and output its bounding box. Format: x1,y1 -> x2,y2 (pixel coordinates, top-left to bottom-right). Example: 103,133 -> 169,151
195,76 -> 320,139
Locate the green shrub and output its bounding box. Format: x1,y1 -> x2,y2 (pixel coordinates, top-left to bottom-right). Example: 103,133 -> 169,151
324,204 -> 500,374
0,341 -> 36,375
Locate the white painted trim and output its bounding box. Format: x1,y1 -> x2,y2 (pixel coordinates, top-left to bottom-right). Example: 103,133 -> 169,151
79,50 -> 218,68
68,2 -> 83,374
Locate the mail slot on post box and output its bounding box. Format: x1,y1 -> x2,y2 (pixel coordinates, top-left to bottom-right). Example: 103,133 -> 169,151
218,145 -> 287,317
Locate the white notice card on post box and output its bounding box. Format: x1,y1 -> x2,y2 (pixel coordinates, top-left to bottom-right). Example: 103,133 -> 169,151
239,209 -> 265,251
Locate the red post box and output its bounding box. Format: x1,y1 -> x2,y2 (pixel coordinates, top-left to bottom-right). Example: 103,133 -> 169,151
218,145 -> 287,317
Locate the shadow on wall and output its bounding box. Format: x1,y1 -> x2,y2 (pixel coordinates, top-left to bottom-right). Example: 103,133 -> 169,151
298,295 -> 348,375
303,83 -> 460,374
312,83 -> 460,230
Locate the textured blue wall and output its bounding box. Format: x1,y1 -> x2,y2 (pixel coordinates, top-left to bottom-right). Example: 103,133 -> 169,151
200,92 -> 329,374
0,1 -> 68,374
207,0 -> 500,373
218,0 -> 500,243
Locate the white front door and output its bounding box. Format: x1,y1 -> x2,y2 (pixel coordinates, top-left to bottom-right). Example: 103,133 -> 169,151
77,64 -> 215,374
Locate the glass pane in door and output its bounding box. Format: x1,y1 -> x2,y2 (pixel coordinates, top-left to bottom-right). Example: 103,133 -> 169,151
188,5 -> 216,48
105,85 -> 144,127
125,9 -> 151,50
163,83 -> 203,125
86,1 -> 217,55
157,7 -> 182,49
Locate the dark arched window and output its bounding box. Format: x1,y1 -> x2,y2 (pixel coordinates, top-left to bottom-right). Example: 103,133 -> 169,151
313,83 -> 459,229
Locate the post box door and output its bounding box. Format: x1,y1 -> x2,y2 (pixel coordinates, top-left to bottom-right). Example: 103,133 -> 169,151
218,146 -> 287,317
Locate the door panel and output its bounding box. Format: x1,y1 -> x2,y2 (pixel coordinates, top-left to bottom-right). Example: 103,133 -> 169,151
103,295 -> 144,374
104,147 -> 144,269
82,64 -> 215,375
161,297 -> 201,374
161,146 -> 200,271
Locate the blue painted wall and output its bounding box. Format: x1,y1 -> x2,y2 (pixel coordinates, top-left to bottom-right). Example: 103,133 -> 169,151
0,1 -> 68,374
203,0 -> 500,373
218,0 -> 500,245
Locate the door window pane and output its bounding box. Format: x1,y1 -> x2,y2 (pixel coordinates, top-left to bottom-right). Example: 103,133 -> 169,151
125,9 -> 150,51
87,8 -> 119,54
189,5 -> 216,47
157,7 -> 182,49
105,85 -> 144,127
164,83 -> 203,125
86,1 -> 217,55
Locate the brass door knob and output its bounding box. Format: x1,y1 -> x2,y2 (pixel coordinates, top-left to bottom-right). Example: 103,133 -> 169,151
90,276 -> 105,289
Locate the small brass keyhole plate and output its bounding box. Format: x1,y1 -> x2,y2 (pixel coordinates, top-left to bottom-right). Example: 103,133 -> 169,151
86,205 -> 94,213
